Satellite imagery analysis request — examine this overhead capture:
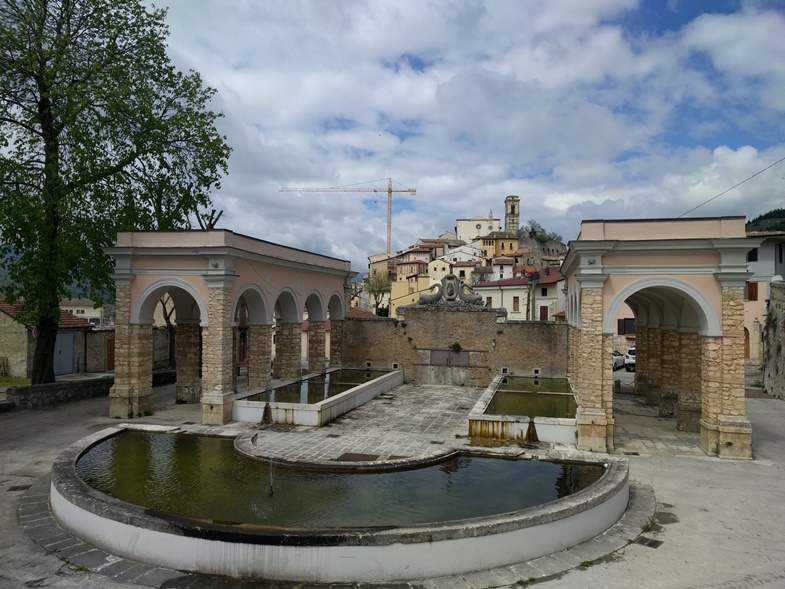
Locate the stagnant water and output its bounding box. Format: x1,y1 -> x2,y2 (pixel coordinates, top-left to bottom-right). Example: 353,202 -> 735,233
497,377 -> 571,394
246,369 -> 389,404
76,431 -> 603,528
485,391 -> 577,418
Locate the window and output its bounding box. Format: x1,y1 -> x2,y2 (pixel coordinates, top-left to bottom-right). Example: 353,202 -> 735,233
747,281 -> 758,301
501,242 -> 505,250
541,287 -> 547,297
617,318 -> 636,335
747,248 -> 758,262
513,296 -> 520,312
459,270 -> 465,278
486,297 -> 492,308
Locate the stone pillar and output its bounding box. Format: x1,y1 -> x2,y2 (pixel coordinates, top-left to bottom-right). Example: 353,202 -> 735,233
232,326 -> 238,391
699,335 -> 723,455
272,322 -> 301,379
659,328 -> 679,416
635,326 -> 648,398
247,324 -> 272,390
645,327 -> 662,406
575,287 -> 609,452
308,320 -> 327,373
716,285 -> 751,458
175,322 -> 201,403
330,319 -> 344,367
109,285 -> 154,418
677,331 -> 701,431
201,284 -> 236,425
567,325 -> 576,383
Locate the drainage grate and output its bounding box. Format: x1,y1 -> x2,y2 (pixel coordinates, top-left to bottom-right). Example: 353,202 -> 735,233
326,434 -> 341,438
633,536 -> 663,549
429,440 -> 444,445
7,484 -> 32,492
336,452 -> 379,462
624,451 -> 640,456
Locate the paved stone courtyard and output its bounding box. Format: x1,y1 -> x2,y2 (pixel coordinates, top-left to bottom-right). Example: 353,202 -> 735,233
2,366 -> 785,588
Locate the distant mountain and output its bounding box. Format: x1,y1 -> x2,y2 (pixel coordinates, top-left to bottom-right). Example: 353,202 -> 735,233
746,208 -> 785,232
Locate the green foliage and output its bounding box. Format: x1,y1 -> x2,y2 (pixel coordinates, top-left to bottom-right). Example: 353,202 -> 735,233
0,0 -> 230,380
519,219 -> 562,243
746,208 -> 785,232
365,273 -> 392,315
450,341 -> 462,352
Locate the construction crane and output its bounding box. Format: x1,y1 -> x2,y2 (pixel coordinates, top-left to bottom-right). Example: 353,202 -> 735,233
280,178 -> 416,254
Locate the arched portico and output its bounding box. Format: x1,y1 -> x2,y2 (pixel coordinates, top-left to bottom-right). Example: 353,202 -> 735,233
562,217 -> 762,458
106,230 -> 355,425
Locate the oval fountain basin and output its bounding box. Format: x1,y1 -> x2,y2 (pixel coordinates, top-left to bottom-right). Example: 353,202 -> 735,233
51,425 -> 629,583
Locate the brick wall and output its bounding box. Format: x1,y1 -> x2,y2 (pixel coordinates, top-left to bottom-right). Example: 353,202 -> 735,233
764,281 -> 785,399
342,308 -> 568,387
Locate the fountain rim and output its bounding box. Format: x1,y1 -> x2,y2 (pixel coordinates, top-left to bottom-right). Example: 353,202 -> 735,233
52,423 -> 629,547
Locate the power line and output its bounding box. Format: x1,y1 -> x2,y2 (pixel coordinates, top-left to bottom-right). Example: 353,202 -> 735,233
677,155 -> 785,218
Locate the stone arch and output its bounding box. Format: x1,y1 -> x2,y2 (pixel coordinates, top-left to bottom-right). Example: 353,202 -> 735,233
603,276 -> 721,337
274,288 -> 300,323
328,292 -> 346,320
234,283 -> 272,325
132,278 -> 208,326
304,291 -> 326,321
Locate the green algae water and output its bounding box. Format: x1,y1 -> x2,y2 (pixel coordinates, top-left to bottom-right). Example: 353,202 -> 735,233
485,392 -> 577,418
76,431 -> 603,528
246,369 -> 390,404
497,377 -> 571,394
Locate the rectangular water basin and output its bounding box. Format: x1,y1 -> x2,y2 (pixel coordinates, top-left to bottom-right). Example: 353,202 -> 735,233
233,369 -> 403,427
468,374 -> 577,446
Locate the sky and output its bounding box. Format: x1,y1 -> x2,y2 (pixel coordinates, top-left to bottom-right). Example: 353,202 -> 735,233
159,0 -> 785,275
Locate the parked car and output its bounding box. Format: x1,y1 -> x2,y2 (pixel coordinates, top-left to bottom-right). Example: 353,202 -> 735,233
624,347 -> 636,372
611,350 -> 625,371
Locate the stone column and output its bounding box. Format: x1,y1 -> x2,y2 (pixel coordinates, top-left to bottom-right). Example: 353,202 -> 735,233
635,326 -> 648,398
247,324 -> 272,390
308,320 -> 327,373
677,331 -> 701,431
330,319 -> 344,367
109,284 -> 154,418
645,327 -> 663,406
699,335 -> 723,455
175,321 -> 201,403
201,283 -> 236,425
232,326 -> 238,391
716,285 -> 751,458
272,322 -> 301,379
575,287 -> 609,452
659,328 -> 679,416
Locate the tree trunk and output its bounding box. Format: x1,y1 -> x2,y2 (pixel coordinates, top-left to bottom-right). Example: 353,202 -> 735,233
31,316 -> 58,384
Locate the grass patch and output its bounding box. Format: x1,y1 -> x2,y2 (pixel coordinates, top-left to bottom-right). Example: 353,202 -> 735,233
0,376 -> 30,387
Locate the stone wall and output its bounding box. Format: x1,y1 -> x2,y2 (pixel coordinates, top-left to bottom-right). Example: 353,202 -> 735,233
0,313 -> 28,378
6,377 -> 114,409
341,308 -> 568,387
764,281 -> 785,399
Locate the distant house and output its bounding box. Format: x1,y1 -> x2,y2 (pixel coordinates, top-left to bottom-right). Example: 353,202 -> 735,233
0,302 -> 93,378
745,231 -> 785,362
474,268 -> 565,321
59,298 -> 107,326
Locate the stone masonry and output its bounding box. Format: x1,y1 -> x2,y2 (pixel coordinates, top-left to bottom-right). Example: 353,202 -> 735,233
764,281 -> 785,399
330,319 -> 344,367
109,286 -> 154,418
247,324 -> 272,390
201,286 -> 235,425
175,322 -> 201,403
273,322 -> 301,379
678,331 -> 702,431
307,320 -> 327,373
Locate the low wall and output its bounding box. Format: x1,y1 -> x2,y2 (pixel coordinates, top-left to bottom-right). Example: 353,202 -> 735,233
6,377 -> 114,410
5,370 -> 175,410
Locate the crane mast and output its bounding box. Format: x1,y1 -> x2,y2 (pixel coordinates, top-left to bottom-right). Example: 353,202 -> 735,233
280,178 -> 416,253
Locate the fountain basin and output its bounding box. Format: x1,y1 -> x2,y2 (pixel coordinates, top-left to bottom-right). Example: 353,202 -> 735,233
51,424 -> 629,582
469,375 -> 578,445
232,369 -> 403,426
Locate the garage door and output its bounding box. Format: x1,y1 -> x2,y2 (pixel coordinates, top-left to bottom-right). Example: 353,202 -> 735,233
54,332 -> 75,375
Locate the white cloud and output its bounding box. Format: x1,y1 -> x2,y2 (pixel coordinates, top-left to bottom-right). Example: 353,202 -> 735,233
153,0 -> 785,273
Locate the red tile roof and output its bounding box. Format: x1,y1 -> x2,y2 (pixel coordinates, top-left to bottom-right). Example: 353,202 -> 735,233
0,301 -> 93,329
474,271 -> 564,288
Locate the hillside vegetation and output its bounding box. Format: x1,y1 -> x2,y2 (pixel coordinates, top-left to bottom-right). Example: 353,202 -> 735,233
746,209 -> 785,232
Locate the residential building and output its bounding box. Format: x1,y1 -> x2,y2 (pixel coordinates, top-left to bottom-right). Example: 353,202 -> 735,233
60,298 -> 106,326
745,231 -> 785,362
473,268 -> 565,321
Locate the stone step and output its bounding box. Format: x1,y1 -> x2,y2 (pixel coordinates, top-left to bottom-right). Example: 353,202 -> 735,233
0,400 -> 15,413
